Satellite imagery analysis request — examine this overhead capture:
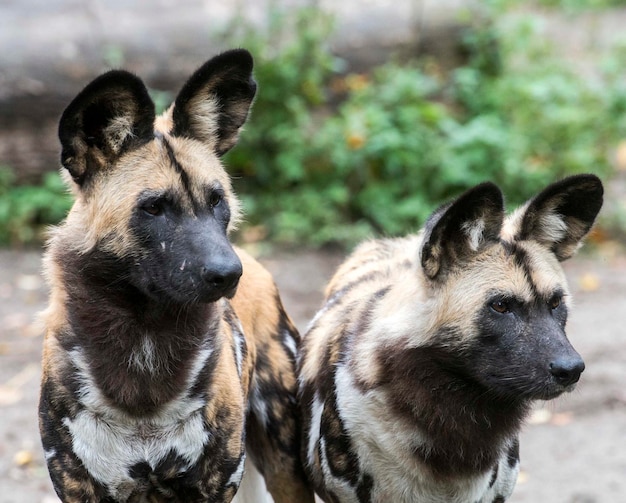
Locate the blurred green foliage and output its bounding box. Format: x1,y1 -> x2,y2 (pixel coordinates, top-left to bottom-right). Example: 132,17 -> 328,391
525,0 -> 626,10
1,1 -> 625,246
0,167 -> 71,244
225,3 -> 626,246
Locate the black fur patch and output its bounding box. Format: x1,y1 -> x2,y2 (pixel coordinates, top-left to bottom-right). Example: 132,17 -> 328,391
356,473 -> 374,503
320,380 -> 360,486
60,247 -> 220,415
376,338 -> 529,479
163,137 -> 194,205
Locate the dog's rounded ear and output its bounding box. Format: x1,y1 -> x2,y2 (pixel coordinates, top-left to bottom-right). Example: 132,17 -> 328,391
59,71 -> 155,186
510,174 -> 604,261
171,49 -> 257,156
421,182 -> 504,280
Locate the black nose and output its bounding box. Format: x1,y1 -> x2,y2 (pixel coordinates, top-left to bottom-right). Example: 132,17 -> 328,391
550,357 -> 585,387
201,260 -> 242,293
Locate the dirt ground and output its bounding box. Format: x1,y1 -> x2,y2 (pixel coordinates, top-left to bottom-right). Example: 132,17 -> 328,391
0,246 -> 625,503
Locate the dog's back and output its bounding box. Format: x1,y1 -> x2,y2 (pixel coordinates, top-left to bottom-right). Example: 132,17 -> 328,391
230,248 -> 311,502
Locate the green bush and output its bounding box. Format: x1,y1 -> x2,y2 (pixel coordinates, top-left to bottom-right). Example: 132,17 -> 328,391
450,14 -> 621,200
226,5 -> 624,246
0,168 -> 72,245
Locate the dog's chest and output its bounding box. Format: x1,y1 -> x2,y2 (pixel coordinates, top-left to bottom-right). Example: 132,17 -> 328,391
311,366 -> 520,503
64,395 -> 210,499
61,345 -> 223,499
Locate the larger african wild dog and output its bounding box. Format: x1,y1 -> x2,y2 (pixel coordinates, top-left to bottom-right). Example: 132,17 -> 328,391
299,175 -> 603,503
39,49 -> 314,503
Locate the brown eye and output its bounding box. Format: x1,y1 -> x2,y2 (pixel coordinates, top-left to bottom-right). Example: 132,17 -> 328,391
549,296 -> 561,310
490,300 -> 510,314
142,202 -> 163,216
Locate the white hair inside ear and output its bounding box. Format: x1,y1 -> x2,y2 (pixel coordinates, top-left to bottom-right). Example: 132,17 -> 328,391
104,114 -> 137,153
462,218 -> 486,252
538,210 -> 568,243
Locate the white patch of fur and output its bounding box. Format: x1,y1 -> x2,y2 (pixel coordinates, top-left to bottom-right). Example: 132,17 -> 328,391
282,328 -> 298,359
64,407 -> 209,500
232,320 -> 245,377
188,94 -> 220,144
538,210 -> 568,243
65,348 -> 213,500
500,204 -> 527,241
306,394 -> 324,468
104,115 -> 135,153
187,344 -> 214,386
128,336 -> 159,373
228,454 -> 247,487
462,217 -> 485,252
502,204 -> 568,247
480,442 -> 519,502
232,458 -> 274,503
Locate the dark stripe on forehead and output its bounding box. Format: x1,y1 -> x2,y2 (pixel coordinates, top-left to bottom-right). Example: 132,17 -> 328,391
502,240 -> 541,300
162,137 -> 196,209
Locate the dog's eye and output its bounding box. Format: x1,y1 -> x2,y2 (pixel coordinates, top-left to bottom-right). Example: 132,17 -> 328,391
208,192 -> 223,208
142,201 -> 164,216
490,300 -> 510,314
548,296 -> 561,310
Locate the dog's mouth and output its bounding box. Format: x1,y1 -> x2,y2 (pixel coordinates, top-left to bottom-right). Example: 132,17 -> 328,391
475,369 -> 582,403
533,381 -> 579,401
141,272 -> 240,305
195,278 -> 240,303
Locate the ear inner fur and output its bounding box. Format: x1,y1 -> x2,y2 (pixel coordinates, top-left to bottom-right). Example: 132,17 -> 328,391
171,49 -> 257,156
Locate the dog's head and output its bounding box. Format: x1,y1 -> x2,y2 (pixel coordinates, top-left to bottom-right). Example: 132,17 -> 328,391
419,175 -> 603,401
56,50 -> 256,303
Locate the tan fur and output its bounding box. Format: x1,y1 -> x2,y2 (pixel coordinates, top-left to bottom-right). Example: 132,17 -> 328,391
230,248 -> 313,502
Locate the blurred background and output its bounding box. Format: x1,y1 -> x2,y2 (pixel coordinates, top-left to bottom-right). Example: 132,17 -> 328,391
1,0 -> 626,501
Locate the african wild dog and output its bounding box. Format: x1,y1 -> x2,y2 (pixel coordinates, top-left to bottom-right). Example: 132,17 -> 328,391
39,50 -> 314,503
299,175 -> 603,503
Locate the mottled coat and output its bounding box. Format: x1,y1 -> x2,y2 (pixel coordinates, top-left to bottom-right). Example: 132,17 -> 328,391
39,50 -> 313,503
299,176 -> 603,503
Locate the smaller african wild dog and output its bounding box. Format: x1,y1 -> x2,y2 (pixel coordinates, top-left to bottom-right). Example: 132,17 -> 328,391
39,50 -> 314,503
299,175 -> 603,503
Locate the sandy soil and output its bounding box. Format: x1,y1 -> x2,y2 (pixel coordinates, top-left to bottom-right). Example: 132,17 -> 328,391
0,247 -> 624,503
